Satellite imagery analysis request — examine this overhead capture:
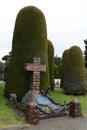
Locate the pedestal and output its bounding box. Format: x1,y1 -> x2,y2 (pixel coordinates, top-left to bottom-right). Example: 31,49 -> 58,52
69,99 -> 82,117
26,102 -> 39,125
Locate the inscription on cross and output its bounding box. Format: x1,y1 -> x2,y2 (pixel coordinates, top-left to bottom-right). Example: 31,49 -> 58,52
25,57 -> 46,91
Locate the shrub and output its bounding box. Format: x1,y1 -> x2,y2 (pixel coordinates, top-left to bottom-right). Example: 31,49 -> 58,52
61,49 -> 69,88
5,6 -> 49,100
62,46 -> 86,95
48,40 -> 54,90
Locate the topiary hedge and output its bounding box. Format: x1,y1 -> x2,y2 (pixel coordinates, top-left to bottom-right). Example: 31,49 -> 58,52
61,49 -> 69,88
47,39 -> 54,91
5,6 -> 49,100
62,46 -> 86,95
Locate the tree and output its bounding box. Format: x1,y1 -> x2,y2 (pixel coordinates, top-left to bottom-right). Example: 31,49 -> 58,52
0,61 -> 5,80
2,52 -> 11,81
54,55 -> 62,66
54,64 -> 58,78
54,55 -> 62,78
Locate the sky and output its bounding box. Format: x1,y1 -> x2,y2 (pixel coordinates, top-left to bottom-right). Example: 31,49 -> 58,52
0,0 -> 87,60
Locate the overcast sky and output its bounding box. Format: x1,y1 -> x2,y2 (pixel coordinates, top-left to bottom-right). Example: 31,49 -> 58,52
0,0 -> 87,60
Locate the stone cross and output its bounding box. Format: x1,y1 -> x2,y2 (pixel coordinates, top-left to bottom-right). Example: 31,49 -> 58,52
25,57 -> 46,91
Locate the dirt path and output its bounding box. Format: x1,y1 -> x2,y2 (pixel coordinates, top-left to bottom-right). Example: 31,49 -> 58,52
0,115 -> 87,130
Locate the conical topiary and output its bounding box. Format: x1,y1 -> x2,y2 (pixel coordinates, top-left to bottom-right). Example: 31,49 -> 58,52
47,40 -> 54,91
5,6 -> 49,100
62,46 -> 86,95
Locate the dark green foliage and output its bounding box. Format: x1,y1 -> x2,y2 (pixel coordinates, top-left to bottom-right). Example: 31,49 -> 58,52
0,61 -> 5,80
2,52 -> 11,81
58,64 -> 62,79
84,39 -> 87,68
3,57 -> 10,81
2,55 -> 10,61
5,6 -> 49,100
61,49 -> 69,88
48,40 -> 54,91
62,46 -> 86,95
54,65 -> 58,78
54,55 -> 62,78
54,56 -> 62,67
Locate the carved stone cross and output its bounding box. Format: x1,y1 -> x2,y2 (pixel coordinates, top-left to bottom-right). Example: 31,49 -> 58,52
25,57 -> 46,91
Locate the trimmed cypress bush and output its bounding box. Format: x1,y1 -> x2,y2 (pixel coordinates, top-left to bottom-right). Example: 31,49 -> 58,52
47,40 -> 54,91
62,46 -> 86,95
61,49 -> 69,88
5,6 -> 49,100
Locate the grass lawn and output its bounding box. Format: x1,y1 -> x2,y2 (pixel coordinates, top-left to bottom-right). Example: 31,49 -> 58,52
50,86 -> 87,114
0,83 -> 26,128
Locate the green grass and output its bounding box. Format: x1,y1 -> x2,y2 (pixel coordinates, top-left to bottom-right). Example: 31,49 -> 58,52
50,87 -> 87,114
0,83 -> 26,128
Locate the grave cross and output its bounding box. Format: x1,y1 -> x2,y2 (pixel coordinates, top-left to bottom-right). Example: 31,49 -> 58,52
25,57 -> 46,91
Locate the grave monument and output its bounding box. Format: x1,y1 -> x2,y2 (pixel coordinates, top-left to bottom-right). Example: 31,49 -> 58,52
23,57 -> 69,120
24,57 -> 46,92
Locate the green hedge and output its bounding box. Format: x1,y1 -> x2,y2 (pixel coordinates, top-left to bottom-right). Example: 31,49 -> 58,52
61,49 -> 69,88
62,46 -> 86,95
5,6 -> 49,100
48,40 -> 54,90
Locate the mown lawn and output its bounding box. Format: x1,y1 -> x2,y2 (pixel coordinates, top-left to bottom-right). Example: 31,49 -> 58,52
50,87 -> 87,114
0,83 -> 26,128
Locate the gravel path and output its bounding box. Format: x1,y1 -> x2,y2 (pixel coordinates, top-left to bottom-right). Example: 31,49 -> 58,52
0,115 -> 87,130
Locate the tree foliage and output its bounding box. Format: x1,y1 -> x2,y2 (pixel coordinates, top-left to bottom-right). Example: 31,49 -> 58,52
54,55 -> 62,78
0,61 -> 5,80
61,49 -> 69,88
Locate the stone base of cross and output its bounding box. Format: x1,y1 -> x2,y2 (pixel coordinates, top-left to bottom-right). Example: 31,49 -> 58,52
24,57 -> 46,91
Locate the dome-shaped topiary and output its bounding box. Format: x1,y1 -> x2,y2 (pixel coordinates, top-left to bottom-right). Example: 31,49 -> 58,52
47,40 -> 54,91
63,46 -> 86,95
5,6 -> 49,100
